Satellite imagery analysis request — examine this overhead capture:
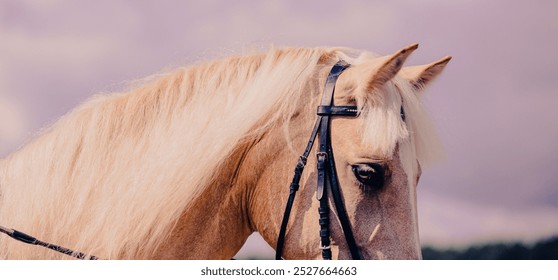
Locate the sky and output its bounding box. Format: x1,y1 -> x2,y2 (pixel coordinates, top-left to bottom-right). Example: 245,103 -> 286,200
1,1 -> 557,259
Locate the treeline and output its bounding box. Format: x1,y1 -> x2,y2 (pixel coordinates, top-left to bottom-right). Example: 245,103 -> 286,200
422,235 -> 558,260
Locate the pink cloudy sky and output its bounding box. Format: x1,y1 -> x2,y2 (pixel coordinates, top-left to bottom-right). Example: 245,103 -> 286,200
1,1 -> 557,258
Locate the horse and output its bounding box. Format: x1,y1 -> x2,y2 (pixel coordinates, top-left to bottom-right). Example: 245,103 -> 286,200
0,44 -> 450,259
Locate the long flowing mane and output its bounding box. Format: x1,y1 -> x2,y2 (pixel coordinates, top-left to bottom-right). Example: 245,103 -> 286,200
0,47 -> 439,259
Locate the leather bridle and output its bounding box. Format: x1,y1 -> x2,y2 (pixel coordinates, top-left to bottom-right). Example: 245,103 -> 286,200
275,60 -> 362,260
276,60 -> 406,260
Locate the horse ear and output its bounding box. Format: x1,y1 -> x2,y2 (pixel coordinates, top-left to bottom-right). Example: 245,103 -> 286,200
400,56 -> 452,90
366,43 -> 418,92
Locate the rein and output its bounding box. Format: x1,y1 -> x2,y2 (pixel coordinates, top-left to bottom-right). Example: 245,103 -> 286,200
276,61 -> 362,260
0,225 -> 98,260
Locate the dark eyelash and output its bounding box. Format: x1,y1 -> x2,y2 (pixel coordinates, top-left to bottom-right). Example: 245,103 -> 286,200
351,177 -> 375,195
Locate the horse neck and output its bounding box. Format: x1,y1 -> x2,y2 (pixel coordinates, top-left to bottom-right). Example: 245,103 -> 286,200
150,109 -> 304,259
150,136 -> 268,259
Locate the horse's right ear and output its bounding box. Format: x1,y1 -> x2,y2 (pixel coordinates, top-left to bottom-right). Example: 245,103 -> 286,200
400,56 -> 452,90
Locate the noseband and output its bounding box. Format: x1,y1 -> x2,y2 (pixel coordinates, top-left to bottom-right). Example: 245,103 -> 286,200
276,60 -> 406,260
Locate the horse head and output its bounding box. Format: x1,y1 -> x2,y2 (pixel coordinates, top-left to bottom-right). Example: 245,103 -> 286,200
249,44 -> 450,259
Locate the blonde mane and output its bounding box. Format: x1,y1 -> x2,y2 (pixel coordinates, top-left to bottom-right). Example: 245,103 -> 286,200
0,47 -> 439,259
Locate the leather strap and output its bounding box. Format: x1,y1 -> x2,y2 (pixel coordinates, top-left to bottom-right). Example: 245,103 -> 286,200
327,144 -> 361,259
316,114 -> 332,259
0,225 -> 98,260
315,61 -> 361,260
317,106 -> 358,116
275,120 -> 321,260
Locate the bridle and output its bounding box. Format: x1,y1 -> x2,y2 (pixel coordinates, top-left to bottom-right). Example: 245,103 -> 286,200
276,60 -> 406,260
275,60 -> 360,260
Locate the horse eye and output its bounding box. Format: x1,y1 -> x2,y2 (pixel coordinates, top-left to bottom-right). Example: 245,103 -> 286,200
351,163 -> 386,192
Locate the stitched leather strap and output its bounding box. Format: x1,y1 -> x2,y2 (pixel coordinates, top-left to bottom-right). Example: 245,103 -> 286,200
275,119 -> 321,260
0,225 -> 98,260
317,106 -> 358,116
315,61 -> 361,260
327,145 -> 361,259
316,114 -> 332,259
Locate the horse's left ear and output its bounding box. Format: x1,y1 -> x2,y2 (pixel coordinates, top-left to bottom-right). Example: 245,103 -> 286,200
400,56 -> 452,90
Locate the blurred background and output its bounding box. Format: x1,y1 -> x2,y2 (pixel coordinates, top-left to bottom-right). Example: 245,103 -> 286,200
1,1 -> 557,259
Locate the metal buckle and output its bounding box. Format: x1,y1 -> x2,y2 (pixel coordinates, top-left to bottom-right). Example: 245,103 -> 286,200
316,152 -> 327,160
319,244 -> 331,250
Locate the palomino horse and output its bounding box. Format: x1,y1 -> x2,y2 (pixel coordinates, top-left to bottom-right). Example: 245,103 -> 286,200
0,44 -> 450,259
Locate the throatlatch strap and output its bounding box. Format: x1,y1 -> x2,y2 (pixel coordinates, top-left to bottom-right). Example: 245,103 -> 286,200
275,119 -> 321,260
